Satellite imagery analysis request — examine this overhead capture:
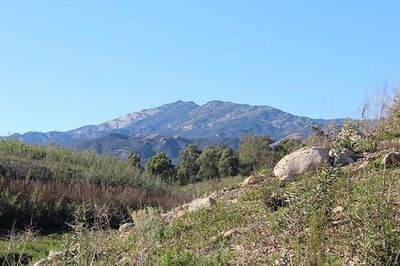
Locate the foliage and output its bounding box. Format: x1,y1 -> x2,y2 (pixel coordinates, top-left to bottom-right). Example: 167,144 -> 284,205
177,144 -> 201,185
146,152 -> 177,183
334,120 -> 362,150
269,166 -> 400,265
238,135 -> 276,174
128,152 -> 143,172
196,147 -> 219,181
131,207 -> 165,241
273,138 -> 304,158
217,147 -> 239,178
0,141 -> 188,233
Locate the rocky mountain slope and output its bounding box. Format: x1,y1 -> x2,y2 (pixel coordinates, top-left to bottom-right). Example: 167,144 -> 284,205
9,100 -> 345,161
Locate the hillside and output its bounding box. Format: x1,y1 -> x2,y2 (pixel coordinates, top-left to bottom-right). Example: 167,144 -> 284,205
3,152 -> 399,265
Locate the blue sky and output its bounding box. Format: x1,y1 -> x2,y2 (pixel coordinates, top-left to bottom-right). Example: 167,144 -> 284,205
1,1 -> 399,134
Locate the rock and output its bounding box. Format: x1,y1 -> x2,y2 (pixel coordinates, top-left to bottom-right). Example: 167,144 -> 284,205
333,206 -> 344,214
382,152 -> 400,169
329,148 -> 357,165
187,197 -> 216,212
275,258 -> 289,266
119,222 -> 135,234
274,147 -> 330,178
279,175 -> 296,186
175,210 -> 187,218
48,250 -> 64,261
118,256 -> 133,265
222,229 -> 238,239
33,259 -> 48,266
241,175 -> 263,187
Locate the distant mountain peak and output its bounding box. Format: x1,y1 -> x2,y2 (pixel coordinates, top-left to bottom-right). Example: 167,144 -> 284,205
10,101 -> 345,158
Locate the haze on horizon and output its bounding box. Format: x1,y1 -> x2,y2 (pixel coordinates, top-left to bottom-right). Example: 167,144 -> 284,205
1,1 -> 400,134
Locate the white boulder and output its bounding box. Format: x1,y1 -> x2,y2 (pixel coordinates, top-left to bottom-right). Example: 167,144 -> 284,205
274,147 -> 330,178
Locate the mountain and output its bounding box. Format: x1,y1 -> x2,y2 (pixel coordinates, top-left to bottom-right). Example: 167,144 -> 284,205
9,100 -> 345,161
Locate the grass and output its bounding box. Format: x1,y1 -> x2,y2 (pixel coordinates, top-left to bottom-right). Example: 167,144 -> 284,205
172,175 -> 245,200
2,164 -> 399,265
0,233 -> 65,265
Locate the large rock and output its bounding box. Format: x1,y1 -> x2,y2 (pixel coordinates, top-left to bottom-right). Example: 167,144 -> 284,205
382,152 -> 400,169
329,148 -> 357,165
119,222 -> 135,234
274,147 -> 330,178
187,197 -> 216,212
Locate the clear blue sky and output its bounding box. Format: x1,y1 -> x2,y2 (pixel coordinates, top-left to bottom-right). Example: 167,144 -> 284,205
1,1 -> 399,134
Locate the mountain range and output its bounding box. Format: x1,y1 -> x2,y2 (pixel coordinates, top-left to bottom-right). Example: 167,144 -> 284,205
9,100 -> 345,162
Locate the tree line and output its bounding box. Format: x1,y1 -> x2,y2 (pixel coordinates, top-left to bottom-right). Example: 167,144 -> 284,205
129,135 -> 303,185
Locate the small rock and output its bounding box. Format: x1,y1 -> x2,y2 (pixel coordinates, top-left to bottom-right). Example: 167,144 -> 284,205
33,259 -> 48,266
175,210 -> 187,218
118,256 -> 132,265
188,197 -> 216,212
382,152 -> 400,169
210,235 -> 218,242
279,175 -> 296,186
333,206 -> 344,214
241,175 -> 263,187
222,229 -> 238,239
275,258 -> 288,266
329,148 -> 357,166
119,222 -> 135,234
48,250 -> 64,261
231,199 -> 239,204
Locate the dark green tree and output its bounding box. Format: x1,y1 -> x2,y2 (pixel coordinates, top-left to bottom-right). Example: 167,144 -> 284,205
196,147 -> 219,181
177,144 -> 201,184
146,152 -> 176,182
273,138 -> 304,158
128,152 -> 143,171
218,147 -> 239,178
238,134 -> 275,174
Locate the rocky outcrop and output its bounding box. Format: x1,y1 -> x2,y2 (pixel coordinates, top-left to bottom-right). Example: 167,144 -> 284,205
274,147 -> 330,179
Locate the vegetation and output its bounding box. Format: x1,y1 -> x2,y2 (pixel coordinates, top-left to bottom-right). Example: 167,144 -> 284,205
0,141 -> 188,234
145,152 -> 177,183
176,144 -> 201,185
3,91 -> 400,265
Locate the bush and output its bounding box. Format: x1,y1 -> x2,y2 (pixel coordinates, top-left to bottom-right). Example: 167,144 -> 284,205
131,207 -> 165,241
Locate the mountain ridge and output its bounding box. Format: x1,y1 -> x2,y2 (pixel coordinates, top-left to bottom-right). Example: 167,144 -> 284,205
8,100 -> 346,161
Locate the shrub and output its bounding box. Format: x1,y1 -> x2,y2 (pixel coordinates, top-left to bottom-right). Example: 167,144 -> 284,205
131,207 -> 165,241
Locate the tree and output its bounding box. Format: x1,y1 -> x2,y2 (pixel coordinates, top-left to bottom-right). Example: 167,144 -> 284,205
274,138 -> 304,158
238,134 -> 275,174
196,147 -> 219,181
218,147 -> 239,178
146,152 -> 176,182
177,144 -> 201,184
128,152 -> 143,172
